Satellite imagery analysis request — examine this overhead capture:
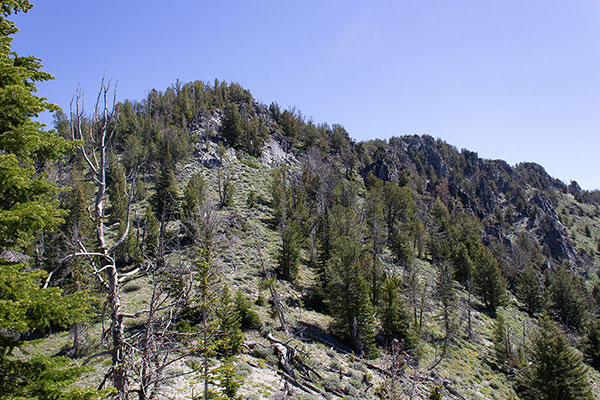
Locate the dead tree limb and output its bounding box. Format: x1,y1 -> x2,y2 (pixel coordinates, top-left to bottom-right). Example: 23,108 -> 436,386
257,246 -> 289,334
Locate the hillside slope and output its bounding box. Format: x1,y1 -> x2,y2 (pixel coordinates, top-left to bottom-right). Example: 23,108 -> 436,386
34,80 -> 600,400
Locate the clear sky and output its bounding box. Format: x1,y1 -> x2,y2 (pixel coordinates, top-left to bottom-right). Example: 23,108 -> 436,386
12,0 -> 600,189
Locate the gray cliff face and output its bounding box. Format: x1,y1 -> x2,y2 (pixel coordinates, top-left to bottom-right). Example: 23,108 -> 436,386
361,134 -> 581,267
190,97 -> 584,271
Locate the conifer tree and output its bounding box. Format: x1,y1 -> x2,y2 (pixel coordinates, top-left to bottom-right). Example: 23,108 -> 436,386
492,313 -> 514,369
182,172 -> 207,241
547,265 -> 587,330
143,204 -> 160,260
182,172 -> 206,218
435,263 -> 456,345
108,154 -> 128,225
382,182 -> 415,243
220,103 -> 244,148
518,316 -> 593,400
516,265 -> 543,316
326,236 -> 377,358
582,319 -> 600,371
473,247 -> 506,312
452,243 -> 473,284
0,2 -> 103,398
365,185 -> 386,304
277,218 -> 303,281
150,154 -> 179,223
270,166 -> 291,225
380,276 -> 416,350
235,290 -> 263,330
216,285 -> 244,358
193,253 -> 221,399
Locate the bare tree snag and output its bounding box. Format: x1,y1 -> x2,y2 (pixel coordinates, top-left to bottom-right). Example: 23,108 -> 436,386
69,77 -> 136,399
257,246 -> 289,334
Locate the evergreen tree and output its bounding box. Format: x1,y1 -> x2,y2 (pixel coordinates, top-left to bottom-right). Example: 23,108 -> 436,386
435,263 -> 456,344
270,166 -> 290,225
380,275 -> 416,351
452,243 -> 473,284
390,228 -> 415,267
182,172 -> 207,240
279,109 -> 298,143
412,219 -> 425,259
234,291 -> 263,330
216,285 -> 244,358
516,265 -> 543,316
277,218 -> 303,281
193,252 -> 222,399
382,182 -> 415,243
220,174 -> 235,208
143,204 -> 160,260
150,155 -> 179,223
472,247 -> 506,312
242,116 -> 267,156
326,236 -> 378,358
518,316 -> 593,400
220,103 -> 243,148
108,154 -> 128,225
547,265 -> 587,330
0,2 -> 103,398
492,313 -> 514,369
214,357 -> 243,400
182,172 -> 206,218
365,184 -> 386,304
582,319 -> 600,371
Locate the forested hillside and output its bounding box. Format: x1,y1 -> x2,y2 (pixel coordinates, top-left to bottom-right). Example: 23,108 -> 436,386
3,3 -> 600,400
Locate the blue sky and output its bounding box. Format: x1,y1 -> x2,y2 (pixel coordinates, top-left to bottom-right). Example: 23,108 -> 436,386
12,0 -> 600,189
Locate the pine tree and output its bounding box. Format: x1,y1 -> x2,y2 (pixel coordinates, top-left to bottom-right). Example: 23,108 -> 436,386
193,252 -> 221,399
472,247 -> 506,312
452,243 -> 473,284
182,172 -> 207,241
365,184 -> 386,305
270,166 -> 290,225
547,265 -> 587,330
518,316 -> 593,400
326,236 -> 378,358
220,103 -> 244,148
0,2 -> 103,398
182,172 -> 206,218
216,285 -> 244,358
108,154 -> 128,225
435,263 -> 456,344
143,204 -> 160,260
150,155 -> 179,223
516,265 -> 543,316
582,319 -> 600,371
234,291 -> 263,330
382,182 -> 415,243
492,313 -> 513,369
277,217 -> 303,281
214,357 -> 243,400
380,276 -> 417,351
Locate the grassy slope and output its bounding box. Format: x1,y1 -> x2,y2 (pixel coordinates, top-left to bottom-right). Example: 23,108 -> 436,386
34,146 -> 600,399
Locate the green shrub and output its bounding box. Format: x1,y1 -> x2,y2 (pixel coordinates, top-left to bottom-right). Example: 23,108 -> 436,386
235,291 -> 263,330
429,385 -> 443,400
240,158 -> 260,169
247,190 -> 256,208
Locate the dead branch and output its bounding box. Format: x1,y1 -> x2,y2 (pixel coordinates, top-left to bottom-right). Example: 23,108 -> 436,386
257,246 -> 289,334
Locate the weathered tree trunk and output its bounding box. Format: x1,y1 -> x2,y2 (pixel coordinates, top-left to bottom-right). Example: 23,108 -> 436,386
108,265 -> 129,398
70,78 -> 132,399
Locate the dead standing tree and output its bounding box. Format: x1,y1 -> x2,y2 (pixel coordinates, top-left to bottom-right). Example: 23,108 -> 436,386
68,77 -> 136,399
